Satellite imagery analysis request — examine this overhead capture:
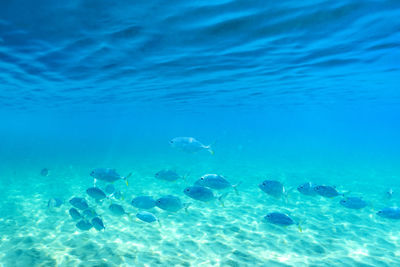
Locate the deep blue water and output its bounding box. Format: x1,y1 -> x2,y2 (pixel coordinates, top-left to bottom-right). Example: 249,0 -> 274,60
1,1 -> 400,266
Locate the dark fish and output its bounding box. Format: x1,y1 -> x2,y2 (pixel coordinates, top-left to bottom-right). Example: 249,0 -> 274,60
340,197 -> 367,209
131,196 -> 156,209
76,220 -> 93,231
47,198 -> 63,208
69,208 -> 82,221
183,186 -> 214,202
155,170 -> 181,182
297,182 -> 317,196
377,207 -> 400,219
86,187 -> 107,201
90,168 -> 131,185
92,217 -> 105,231
156,195 -> 185,212
259,180 -> 285,198
109,204 -> 127,216
314,185 -> 342,198
40,168 -> 49,176
69,197 -> 89,210
136,211 -> 158,223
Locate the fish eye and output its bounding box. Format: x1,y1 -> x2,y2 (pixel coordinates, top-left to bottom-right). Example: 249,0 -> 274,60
185,188 -> 190,192
201,177 -> 204,180
170,140 -> 174,143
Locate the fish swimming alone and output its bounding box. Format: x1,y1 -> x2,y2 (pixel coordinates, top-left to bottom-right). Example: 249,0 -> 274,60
86,187 -> 107,201
264,212 -> 301,231
69,197 -> 89,210
297,182 -> 317,196
340,197 -> 367,209
90,168 -> 131,186
155,169 -> 181,182
91,217 -> 105,231
259,180 -> 286,199
131,196 -> 156,209
195,174 -> 240,194
155,195 -> 188,212
377,207 -> 400,220
170,137 -> 214,155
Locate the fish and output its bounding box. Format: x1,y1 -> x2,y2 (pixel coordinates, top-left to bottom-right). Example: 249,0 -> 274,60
385,188 -> 393,199
155,195 -> 188,212
259,180 -> 285,198
195,174 -> 240,194
90,168 -> 131,186
314,185 -> 343,198
183,186 -> 227,205
136,211 -> 158,224
109,204 -> 128,216
340,197 -> 367,209
297,182 -> 317,196
105,184 -> 116,194
86,187 -> 107,201
377,207 -> 400,219
264,212 -> 301,231
82,208 -> 98,219
69,208 -> 82,221
40,168 -> 49,176
91,217 -> 105,231
69,197 -> 89,210
131,196 -> 156,209
47,198 -> 63,208
155,170 -> 181,182
76,220 -> 93,231
170,137 -> 214,155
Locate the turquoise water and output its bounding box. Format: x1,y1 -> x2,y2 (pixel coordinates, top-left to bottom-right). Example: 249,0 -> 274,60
1,1 -> 400,266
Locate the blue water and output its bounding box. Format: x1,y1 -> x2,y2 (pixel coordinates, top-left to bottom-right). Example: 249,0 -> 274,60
1,1 -> 400,266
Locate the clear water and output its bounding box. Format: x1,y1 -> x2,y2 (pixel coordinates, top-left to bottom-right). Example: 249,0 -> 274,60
1,1 -> 400,266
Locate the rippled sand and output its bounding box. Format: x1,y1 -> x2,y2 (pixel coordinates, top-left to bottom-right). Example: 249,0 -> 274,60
1,169 -> 399,267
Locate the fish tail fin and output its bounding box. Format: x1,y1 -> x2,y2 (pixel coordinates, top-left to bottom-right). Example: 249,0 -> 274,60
124,173 -> 132,186
184,203 -> 191,213
158,220 -> 162,227
297,220 -> 304,232
205,145 -> 214,155
232,181 -> 242,195
218,192 -> 229,207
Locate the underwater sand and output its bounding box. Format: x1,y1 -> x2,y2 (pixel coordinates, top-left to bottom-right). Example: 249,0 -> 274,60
1,159 -> 399,267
